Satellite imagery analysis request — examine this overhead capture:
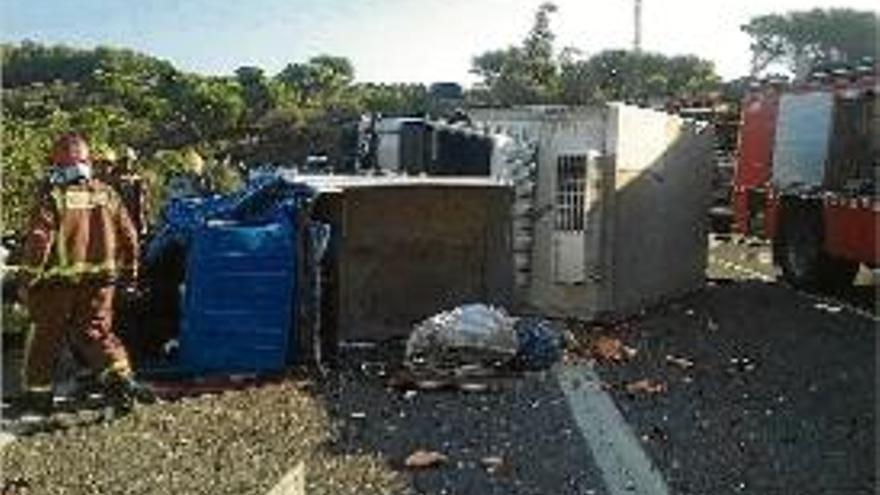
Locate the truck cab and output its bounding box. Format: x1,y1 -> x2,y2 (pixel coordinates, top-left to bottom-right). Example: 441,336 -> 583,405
733,69 -> 879,289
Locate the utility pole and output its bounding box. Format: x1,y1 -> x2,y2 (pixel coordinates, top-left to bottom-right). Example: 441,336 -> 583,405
633,0 -> 642,53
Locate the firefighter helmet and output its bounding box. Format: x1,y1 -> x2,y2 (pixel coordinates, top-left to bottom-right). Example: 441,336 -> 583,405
181,148 -> 205,175
92,143 -> 118,164
51,133 -> 90,166
120,146 -> 138,163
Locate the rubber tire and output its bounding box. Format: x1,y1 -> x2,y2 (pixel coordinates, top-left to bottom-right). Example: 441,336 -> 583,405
775,203 -> 859,290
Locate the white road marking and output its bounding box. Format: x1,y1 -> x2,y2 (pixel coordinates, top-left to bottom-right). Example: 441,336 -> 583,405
557,364 -> 670,495
265,462 -> 306,495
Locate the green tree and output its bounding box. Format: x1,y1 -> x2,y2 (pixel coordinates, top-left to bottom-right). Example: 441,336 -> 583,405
277,55 -> 355,106
235,66 -> 274,123
558,50 -> 719,105
742,8 -> 879,77
471,2 -> 560,105
356,83 -> 429,115
161,74 -> 246,144
2,118 -> 56,232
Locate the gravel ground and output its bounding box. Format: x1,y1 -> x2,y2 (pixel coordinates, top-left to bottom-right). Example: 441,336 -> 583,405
2,380 -> 405,495
592,250 -> 877,494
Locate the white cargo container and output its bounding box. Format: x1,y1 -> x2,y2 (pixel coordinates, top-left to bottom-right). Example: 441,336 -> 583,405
471,104 -> 715,319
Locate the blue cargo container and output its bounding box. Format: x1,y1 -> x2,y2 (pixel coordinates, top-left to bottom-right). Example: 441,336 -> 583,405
178,215 -> 298,373
139,178 -> 325,377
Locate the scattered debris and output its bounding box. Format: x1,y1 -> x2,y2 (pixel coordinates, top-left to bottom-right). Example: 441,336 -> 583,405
666,355 -> 695,370
404,450 -> 448,469
458,382 -> 490,393
401,305 -> 564,390
730,357 -> 757,373
413,378 -> 446,391
405,304 -> 518,374
338,341 -> 379,350
389,367 -> 511,393
625,379 -> 667,395
511,317 -> 564,371
360,362 -> 387,377
641,425 -> 669,444
591,336 -> 636,363
814,302 -> 843,314
480,456 -> 505,474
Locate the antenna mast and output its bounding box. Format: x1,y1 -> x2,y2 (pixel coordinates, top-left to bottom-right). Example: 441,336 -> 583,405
634,0 -> 642,52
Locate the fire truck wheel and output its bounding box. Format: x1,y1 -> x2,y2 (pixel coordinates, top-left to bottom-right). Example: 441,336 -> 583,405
776,207 -> 858,290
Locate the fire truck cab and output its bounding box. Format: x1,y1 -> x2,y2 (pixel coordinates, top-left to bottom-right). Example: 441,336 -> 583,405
733,70 -> 879,289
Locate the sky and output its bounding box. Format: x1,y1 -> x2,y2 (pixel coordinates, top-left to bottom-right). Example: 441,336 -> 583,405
3,0 -> 878,85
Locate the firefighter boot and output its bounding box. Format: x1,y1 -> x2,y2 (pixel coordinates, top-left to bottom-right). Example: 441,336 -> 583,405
121,376 -> 157,405
19,390 -> 53,419
102,375 -> 156,420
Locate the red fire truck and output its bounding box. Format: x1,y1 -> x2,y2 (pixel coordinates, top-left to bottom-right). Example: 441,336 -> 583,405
732,68 -> 878,289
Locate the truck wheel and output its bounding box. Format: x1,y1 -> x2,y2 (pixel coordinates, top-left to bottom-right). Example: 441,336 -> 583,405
776,206 -> 858,290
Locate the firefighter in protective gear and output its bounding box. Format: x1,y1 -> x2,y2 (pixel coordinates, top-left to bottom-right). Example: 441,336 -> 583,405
19,133 -> 154,417
115,146 -> 150,236
165,148 -> 208,199
94,144 -> 150,237
92,143 -> 118,178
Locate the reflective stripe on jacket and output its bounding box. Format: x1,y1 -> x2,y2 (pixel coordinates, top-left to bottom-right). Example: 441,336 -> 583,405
21,179 -> 139,285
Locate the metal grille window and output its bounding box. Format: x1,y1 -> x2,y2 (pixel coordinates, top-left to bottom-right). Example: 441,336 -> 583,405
555,155 -> 588,231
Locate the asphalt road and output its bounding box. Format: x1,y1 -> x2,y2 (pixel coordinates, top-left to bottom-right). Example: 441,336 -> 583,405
592,236 -> 877,495
321,361 -> 610,495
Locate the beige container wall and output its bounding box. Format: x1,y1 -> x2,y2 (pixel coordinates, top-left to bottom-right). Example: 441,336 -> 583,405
603,104 -> 714,316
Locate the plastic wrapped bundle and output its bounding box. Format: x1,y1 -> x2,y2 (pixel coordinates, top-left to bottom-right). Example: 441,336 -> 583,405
405,304 -> 518,373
